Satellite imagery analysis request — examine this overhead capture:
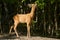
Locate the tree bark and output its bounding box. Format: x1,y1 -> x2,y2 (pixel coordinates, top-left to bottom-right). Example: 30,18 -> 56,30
54,2 -> 58,31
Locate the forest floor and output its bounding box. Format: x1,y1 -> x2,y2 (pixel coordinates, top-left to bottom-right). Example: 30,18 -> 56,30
0,32 -> 60,40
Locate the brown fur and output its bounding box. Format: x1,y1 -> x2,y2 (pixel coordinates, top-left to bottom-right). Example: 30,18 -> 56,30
9,4 -> 37,38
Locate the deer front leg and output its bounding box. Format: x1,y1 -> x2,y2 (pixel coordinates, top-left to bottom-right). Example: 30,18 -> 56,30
27,23 -> 30,38
9,25 -> 14,34
14,23 -> 19,37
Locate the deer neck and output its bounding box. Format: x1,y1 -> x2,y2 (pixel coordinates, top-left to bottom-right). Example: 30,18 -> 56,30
30,5 -> 36,17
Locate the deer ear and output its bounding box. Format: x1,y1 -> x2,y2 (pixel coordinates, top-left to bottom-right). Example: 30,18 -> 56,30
34,3 -> 37,6
28,4 -> 32,8
28,3 -> 37,8
35,4 -> 37,6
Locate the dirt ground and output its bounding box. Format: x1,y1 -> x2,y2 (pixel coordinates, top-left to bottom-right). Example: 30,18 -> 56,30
0,36 -> 60,40
0,33 -> 60,40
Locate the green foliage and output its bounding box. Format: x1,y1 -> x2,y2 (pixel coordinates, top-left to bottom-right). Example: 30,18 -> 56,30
55,30 -> 60,36
35,0 -> 45,9
21,0 -> 26,3
50,0 -> 55,4
32,20 -> 37,24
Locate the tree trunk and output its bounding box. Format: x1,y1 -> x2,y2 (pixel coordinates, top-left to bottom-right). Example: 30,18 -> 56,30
54,3 -> 58,31
48,1 -> 51,35
43,10 -> 46,35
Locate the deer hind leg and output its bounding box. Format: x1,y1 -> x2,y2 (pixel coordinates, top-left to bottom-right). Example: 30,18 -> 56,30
9,25 -> 14,34
14,22 -> 19,37
27,23 -> 30,38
